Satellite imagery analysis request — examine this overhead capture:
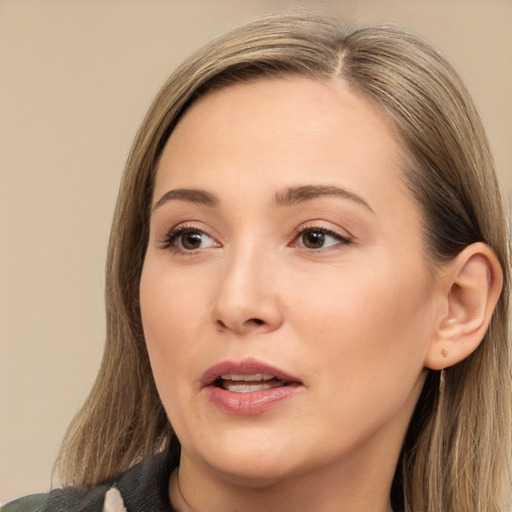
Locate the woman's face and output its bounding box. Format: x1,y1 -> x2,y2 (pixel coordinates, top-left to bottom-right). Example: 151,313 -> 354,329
140,77 -> 441,485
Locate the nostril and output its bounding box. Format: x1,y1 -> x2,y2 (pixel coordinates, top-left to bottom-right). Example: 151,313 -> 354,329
215,318 -> 264,330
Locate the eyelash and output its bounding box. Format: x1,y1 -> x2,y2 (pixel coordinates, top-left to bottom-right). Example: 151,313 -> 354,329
291,225 -> 352,250
158,223 -> 218,254
158,223 -> 352,254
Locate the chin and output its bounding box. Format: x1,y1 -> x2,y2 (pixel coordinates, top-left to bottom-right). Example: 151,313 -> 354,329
183,428 -> 311,485
207,455 -> 303,488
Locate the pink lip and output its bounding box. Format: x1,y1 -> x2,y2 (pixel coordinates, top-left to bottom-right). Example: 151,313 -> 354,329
201,357 -> 303,415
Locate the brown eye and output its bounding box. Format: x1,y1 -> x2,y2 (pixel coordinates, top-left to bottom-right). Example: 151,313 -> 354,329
296,227 -> 351,250
163,227 -> 218,252
180,231 -> 204,250
301,230 -> 326,249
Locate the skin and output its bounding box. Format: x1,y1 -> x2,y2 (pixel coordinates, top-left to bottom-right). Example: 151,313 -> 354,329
140,77 -> 447,512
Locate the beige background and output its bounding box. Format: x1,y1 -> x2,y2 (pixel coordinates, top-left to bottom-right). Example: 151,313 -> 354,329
1,0 -> 511,503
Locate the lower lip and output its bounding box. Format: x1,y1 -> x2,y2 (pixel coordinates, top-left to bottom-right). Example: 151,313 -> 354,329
204,384 -> 302,415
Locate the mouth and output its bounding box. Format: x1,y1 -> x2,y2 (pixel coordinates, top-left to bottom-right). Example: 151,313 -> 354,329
201,357 -> 302,390
214,373 -> 293,393
201,358 -> 303,414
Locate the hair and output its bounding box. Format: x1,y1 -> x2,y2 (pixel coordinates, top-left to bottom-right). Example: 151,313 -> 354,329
54,9 -> 511,511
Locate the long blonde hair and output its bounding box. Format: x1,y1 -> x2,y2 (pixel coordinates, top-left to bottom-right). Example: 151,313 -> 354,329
55,9 -> 511,511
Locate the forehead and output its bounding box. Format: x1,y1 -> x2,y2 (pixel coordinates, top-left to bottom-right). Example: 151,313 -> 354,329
156,77 -> 411,214
163,76 -> 399,158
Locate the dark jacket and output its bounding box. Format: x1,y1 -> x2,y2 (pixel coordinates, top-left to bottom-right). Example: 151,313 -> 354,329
1,451 -> 176,512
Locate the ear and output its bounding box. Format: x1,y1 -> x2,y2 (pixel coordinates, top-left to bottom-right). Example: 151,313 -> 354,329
425,242 -> 503,370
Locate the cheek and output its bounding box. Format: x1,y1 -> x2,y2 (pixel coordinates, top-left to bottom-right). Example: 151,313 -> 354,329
288,258 -> 434,382
283,262 -> 433,448
139,263 -> 209,392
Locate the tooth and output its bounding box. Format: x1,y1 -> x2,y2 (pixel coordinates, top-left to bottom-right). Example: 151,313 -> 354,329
221,379 -> 288,392
220,373 -> 277,381
223,383 -> 275,393
244,374 -> 263,382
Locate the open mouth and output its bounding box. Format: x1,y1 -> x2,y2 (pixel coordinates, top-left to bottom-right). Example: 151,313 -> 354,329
214,373 -> 292,393
202,359 -> 302,414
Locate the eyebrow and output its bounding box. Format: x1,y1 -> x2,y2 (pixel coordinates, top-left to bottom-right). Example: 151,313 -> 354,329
152,184 -> 373,214
152,189 -> 219,212
273,185 -> 374,213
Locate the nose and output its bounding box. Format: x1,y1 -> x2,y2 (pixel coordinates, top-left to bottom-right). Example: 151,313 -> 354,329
210,246 -> 284,335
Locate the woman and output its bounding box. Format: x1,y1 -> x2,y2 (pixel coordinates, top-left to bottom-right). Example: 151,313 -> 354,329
3,9 -> 510,512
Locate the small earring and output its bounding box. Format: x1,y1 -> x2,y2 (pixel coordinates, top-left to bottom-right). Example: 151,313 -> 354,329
445,318 -> 457,326
441,347 -> 449,358
439,368 -> 446,393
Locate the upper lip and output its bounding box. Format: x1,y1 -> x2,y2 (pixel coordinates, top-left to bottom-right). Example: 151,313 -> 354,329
200,357 -> 302,388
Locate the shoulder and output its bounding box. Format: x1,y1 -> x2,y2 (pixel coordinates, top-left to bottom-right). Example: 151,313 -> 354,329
1,494 -> 47,512
1,450 -> 177,512
1,484 -> 109,512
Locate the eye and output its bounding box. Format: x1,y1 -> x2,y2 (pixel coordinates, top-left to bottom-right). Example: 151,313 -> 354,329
294,227 -> 351,250
161,226 -> 219,252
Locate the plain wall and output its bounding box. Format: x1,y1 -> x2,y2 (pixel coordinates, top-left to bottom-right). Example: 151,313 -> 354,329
1,0 -> 511,503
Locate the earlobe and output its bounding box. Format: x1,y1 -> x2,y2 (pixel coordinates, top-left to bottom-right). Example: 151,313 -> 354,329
425,242 -> 503,371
